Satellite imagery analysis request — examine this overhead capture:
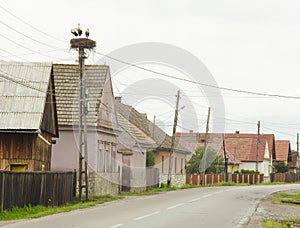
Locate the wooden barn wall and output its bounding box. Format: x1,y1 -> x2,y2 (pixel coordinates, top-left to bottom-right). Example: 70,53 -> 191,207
34,132 -> 52,171
0,132 -> 52,171
40,77 -> 58,137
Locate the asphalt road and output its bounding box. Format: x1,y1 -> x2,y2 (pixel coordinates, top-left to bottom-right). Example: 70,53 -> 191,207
2,184 -> 300,228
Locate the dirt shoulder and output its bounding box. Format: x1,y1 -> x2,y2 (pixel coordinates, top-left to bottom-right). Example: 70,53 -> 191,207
246,190 -> 300,228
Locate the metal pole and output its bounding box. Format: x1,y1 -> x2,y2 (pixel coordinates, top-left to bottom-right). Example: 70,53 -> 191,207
78,47 -> 84,201
81,48 -> 89,201
71,33 -> 96,201
167,90 -> 180,187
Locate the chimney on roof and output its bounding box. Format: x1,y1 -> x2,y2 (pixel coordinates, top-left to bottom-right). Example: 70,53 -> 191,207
189,130 -> 193,133
141,113 -> 147,118
235,131 -> 240,134
115,96 -> 122,103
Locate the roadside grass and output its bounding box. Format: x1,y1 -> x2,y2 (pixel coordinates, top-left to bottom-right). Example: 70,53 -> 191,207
262,219 -> 292,228
0,195 -> 122,221
262,190 -> 300,227
272,190 -> 300,205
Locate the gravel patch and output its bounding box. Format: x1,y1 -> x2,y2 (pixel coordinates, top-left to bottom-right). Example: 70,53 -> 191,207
246,190 -> 300,228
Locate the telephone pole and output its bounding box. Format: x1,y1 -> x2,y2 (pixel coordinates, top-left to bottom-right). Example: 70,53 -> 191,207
70,26 -> 96,201
223,134 -> 228,182
200,107 -> 211,174
167,90 -> 180,187
297,133 -> 299,169
297,133 -> 299,156
255,121 -> 260,172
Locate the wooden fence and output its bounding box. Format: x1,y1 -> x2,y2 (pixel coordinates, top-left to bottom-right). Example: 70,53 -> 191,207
270,173 -> 300,183
0,171 -> 76,211
186,173 -> 264,185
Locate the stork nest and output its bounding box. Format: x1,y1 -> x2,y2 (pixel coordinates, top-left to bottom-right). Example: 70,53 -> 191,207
70,38 -> 96,49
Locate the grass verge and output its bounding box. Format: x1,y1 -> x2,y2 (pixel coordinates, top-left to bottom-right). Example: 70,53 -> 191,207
262,190 -> 300,227
0,195 -> 122,221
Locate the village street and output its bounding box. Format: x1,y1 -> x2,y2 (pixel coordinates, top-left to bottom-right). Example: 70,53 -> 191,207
2,184 -> 300,228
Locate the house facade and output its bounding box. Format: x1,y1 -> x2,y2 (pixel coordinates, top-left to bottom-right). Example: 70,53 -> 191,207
0,62 -> 58,171
51,64 -> 121,195
116,98 -> 190,187
176,132 -> 274,180
275,140 -> 299,173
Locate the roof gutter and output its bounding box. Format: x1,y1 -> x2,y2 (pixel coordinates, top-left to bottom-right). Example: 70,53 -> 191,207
0,129 -> 52,146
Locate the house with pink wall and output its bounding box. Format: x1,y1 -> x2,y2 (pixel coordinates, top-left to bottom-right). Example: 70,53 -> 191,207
51,64 -> 122,195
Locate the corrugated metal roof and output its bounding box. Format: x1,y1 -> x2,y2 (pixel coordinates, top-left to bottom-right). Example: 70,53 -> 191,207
0,61 -> 52,130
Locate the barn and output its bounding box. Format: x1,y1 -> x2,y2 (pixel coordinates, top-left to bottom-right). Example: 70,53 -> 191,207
0,62 -> 58,171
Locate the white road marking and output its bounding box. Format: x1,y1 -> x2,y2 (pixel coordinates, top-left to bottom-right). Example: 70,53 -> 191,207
167,203 -> 185,210
134,211 -> 160,221
202,194 -> 212,198
109,224 -> 123,228
188,197 -> 202,203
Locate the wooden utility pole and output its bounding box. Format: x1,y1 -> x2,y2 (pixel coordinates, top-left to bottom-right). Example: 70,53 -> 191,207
200,107 -> 211,174
255,121 -> 261,172
167,90 -> 180,187
70,28 -> 96,201
223,134 -> 228,182
152,115 -> 156,138
297,133 -> 299,155
297,133 -> 299,169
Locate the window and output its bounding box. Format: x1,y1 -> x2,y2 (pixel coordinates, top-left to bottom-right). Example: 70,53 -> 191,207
181,158 -> 184,174
111,143 -> 117,172
105,142 -> 111,172
10,163 -> 28,171
162,156 -> 164,173
97,140 -> 104,172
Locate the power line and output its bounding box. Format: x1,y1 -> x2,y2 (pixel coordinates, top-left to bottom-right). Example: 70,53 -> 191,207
0,20 -> 59,49
95,51 -> 300,99
0,4 -> 67,44
0,47 -> 28,61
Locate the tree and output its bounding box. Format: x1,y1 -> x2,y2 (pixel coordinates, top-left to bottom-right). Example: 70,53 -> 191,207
186,146 -> 224,174
273,161 -> 290,173
146,150 -> 155,167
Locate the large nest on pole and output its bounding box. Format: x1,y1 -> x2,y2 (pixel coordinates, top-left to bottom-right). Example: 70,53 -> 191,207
70,38 -> 96,49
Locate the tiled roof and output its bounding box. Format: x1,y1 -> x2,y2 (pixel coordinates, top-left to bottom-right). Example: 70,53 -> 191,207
115,101 -> 190,154
275,140 -> 291,162
224,136 -> 268,162
176,132 -> 271,162
0,61 -> 52,130
53,64 -> 108,126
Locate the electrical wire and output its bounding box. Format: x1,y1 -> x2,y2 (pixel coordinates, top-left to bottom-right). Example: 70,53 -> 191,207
0,4 -> 67,44
95,51 -> 300,99
0,20 -> 60,49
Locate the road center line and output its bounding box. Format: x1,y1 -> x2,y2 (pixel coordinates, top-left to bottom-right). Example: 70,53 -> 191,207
202,194 -> 212,198
109,224 -> 123,228
134,211 -> 160,221
167,203 -> 185,210
188,197 -> 202,203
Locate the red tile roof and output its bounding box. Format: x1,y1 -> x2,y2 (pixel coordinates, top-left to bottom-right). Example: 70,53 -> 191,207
176,132 -> 273,163
275,140 -> 291,162
224,136 -> 268,162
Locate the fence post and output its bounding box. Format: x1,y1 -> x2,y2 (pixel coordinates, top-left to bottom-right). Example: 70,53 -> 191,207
0,172 -> 5,211
73,170 -> 77,197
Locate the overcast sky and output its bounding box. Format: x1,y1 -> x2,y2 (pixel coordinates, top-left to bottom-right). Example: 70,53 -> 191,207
1,0 -> 300,149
